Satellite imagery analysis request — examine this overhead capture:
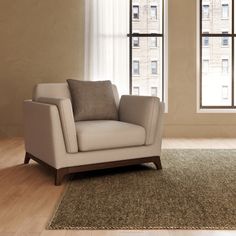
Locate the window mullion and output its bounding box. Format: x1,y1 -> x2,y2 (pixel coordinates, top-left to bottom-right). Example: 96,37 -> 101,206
232,0 -> 234,107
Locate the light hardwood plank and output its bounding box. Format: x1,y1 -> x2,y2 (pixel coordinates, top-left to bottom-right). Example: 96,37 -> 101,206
0,138 -> 235,236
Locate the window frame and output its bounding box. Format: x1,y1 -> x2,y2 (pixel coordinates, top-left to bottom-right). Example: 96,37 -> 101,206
199,0 -> 235,109
128,0 -> 165,101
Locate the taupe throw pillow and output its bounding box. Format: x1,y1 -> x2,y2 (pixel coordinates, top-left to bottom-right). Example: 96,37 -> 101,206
67,79 -> 118,121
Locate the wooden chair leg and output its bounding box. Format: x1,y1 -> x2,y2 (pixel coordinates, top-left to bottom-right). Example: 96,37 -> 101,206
24,152 -> 31,164
153,156 -> 162,170
55,169 -> 66,186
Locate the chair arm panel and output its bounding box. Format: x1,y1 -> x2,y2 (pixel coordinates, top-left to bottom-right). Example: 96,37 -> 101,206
37,97 -> 78,153
119,95 -> 162,145
23,100 -> 67,169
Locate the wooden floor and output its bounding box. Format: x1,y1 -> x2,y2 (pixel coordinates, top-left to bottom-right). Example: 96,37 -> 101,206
0,137 -> 235,236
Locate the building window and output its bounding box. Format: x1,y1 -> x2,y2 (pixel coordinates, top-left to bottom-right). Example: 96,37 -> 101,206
203,32 -> 209,46
129,0 -> 165,101
200,0 -> 235,108
151,60 -> 158,74
150,37 -> 158,47
222,4 -> 229,18
202,4 -> 210,18
133,86 -> 140,95
151,87 -> 158,96
132,60 -> 140,75
222,59 -> 229,74
222,85 -> 229,99
133,37 -> 140,47
202,59 -> 209,73
150,6 -> 157,20
222,32 -> 229,46
133,5 -> 139,20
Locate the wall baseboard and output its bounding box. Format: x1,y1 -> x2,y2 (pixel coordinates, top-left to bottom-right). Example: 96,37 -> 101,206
164,124 -> 236,138
0,125 -> 23,138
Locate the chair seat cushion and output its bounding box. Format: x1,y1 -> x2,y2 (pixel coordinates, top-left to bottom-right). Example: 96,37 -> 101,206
75,120 -> 146,151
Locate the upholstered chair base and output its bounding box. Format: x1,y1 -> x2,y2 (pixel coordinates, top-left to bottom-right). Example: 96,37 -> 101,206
24,152 -> 162,186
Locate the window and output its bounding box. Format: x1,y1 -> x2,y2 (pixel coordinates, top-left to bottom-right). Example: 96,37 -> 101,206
129,0 -> 165,100
151,87 -> 158,96
133,5 -> 139,20
222,32 -> 229,46
203,32 -> 209,46
202,4 -> 210,18
222,4 -> 229,18
150,37 -> 158,47
150,6 -> 157,20
222,85 -> 229,99
132,60 -> 140,75
222,59 -> 229,74
133,37 -> 140,47
133,86 -> 140,95
202,59 -> 209,73
200,0 -> 235,108
151,60 -> 158,74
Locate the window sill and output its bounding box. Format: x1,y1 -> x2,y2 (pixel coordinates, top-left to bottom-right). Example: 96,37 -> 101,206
198,108 -> 236,113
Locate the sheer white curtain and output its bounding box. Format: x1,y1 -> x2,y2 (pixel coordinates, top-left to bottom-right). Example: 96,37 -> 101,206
84,0 -> 129,95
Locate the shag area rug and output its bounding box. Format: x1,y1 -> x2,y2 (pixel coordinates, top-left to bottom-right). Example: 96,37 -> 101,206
48,149 -> 236,230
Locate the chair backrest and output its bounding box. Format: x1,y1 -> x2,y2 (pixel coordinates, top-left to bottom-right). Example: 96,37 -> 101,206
33,82 -> 120,107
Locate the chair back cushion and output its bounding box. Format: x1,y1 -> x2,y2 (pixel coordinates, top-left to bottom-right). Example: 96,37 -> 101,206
67,80 -> 118,121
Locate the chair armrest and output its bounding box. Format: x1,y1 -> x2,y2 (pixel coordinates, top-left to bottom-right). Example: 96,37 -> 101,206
36,97 -> 78,153
23,100 -> 69,168
119,95 -> 163,145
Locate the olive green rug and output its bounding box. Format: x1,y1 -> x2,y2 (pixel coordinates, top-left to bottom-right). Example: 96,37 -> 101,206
48,149 -> 236,230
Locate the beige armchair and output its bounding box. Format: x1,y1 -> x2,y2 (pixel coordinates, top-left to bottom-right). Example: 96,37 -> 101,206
23,83 -> 164,185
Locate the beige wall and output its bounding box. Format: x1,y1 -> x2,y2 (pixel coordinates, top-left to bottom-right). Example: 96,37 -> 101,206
0,0 -> 236,138
165,0 -> 236,137
0,0 -> 84,137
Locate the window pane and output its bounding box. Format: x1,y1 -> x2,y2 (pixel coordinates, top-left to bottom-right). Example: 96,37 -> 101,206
151,87 -> 158,96
201,37 -> 232,106
150,37 -> 158,47
202,0 -> 232,34
150,6 -> 157,19
132,37 -> 162,98
132,60 -> 140,75
133,86 -> 140,95
133,5 -> 139,19
132,0 -> 162,33
133,37 -> 140,47
203,32 -> 209,46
